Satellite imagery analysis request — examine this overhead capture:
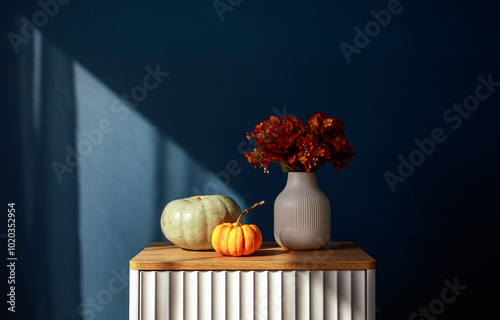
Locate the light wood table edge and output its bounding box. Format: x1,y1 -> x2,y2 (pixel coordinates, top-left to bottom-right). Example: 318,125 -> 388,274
130,241 -> 376,271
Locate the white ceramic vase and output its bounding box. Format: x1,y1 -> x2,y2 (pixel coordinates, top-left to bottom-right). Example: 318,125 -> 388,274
274,172 -> 331,250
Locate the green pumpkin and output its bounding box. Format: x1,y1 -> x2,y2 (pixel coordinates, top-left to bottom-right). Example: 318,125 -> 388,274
160,195 -> 241,250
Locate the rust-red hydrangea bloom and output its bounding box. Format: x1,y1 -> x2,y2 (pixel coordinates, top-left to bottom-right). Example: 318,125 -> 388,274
245,115 -> 305,172
304,112 -> 355,172
245,112 -> 355,173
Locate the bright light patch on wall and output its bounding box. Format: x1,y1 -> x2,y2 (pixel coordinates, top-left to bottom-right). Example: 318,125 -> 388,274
73,62 -> 245,319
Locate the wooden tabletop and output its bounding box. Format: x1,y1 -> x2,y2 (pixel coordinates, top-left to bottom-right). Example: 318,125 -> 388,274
130,242 -> 375,271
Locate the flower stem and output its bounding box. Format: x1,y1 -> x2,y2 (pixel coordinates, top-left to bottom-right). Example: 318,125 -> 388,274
280,162 -> 300,173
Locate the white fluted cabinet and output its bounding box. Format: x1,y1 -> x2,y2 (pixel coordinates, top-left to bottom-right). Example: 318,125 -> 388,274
130,242 -> 375,320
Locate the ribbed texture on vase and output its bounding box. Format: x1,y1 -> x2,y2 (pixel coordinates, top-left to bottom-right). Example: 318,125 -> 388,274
290,191 -> 323,229
274,172 -> 331,250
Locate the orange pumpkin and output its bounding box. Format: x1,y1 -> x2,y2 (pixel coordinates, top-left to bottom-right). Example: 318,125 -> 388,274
212,201 -> 264,256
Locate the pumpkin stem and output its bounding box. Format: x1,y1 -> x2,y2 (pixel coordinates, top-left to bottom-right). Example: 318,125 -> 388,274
192,196 -> 202,201
235,201 -> 265,226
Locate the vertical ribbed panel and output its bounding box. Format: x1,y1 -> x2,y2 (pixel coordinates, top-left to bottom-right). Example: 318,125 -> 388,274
198,271 -> 211,320
325,271 -> 338,320
310,271 -> 324,320
129,270 -> 139,320
226,271 -> 240,320
212,272 -> 226,320
268,271 -> 282,320
254,271 -> 268,320
156,271 -> 169,319
366,270 -> 376,320
296,271 -> 310,320
282,271 -> 296,320
352,271 -> 366,320
240,271 -> 254,320
184,272 -> 198,320
338,270 -> 352,320
134,270 -> 375,319
141,271 -> 156,320
169,271 -> 183,320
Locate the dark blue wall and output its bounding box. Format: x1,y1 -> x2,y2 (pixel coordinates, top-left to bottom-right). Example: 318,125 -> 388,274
2,0 -> 500,319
